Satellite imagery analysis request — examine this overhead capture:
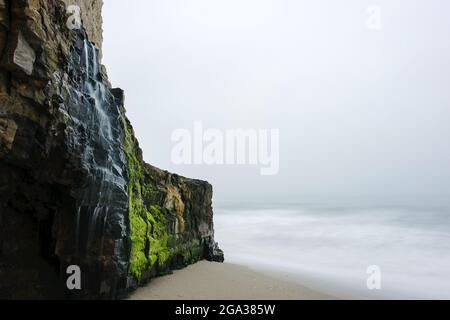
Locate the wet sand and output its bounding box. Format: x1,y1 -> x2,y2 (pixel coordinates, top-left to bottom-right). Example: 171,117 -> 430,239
128,261 -> 335,300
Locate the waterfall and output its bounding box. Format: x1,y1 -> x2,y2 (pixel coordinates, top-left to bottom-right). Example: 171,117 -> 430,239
71,39 -> 128,257
84,41 -> 89,81
82,40 -> 113,141
75,206 -> 81,254
92,43 -> 98,80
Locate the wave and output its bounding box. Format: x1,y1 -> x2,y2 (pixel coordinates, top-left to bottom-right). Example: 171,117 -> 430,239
214,206 -> 450,299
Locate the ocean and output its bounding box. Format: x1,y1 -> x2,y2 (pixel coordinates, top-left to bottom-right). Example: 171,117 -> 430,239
214,202 -> 450,299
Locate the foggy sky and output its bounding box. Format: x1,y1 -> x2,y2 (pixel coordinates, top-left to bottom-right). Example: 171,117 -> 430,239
102,0 -> 450,205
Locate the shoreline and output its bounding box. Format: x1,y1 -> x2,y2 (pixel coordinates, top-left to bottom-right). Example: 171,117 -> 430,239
128,261 -> 336,300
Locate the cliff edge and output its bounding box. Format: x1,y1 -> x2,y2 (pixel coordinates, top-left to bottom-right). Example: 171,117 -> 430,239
0,0 -> 223,299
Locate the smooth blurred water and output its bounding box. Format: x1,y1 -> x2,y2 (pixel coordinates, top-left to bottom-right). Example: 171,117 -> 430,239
214,204 -> 450,299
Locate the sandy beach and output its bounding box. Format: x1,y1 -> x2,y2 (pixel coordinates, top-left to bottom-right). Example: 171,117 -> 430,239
128,261 -> 335,300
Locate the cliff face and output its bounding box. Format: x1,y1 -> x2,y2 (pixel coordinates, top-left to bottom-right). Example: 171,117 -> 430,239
0,0 -> 223,299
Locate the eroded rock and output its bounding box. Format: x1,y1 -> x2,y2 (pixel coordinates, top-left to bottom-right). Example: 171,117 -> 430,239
3,31 -> 36,75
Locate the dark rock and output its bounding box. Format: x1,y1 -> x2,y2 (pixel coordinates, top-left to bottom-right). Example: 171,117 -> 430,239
206,241 -> 225,263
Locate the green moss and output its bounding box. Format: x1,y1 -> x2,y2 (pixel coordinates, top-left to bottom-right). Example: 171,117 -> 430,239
190,242 -> 203,263
121,116 -> 174,280
122,116 -> 146,279
142,184 -> 160,204
121,114 -> 207,281
146,205 -> 171,268
128,201 -> 148,279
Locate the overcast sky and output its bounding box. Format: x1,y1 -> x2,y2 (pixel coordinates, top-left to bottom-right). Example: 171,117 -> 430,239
102,0 -> 450,206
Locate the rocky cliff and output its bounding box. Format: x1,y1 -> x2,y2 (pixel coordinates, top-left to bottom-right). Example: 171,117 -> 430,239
0,0 -> 223,299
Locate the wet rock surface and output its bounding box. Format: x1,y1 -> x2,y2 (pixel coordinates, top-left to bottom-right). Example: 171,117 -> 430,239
0,0 -> 222,299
